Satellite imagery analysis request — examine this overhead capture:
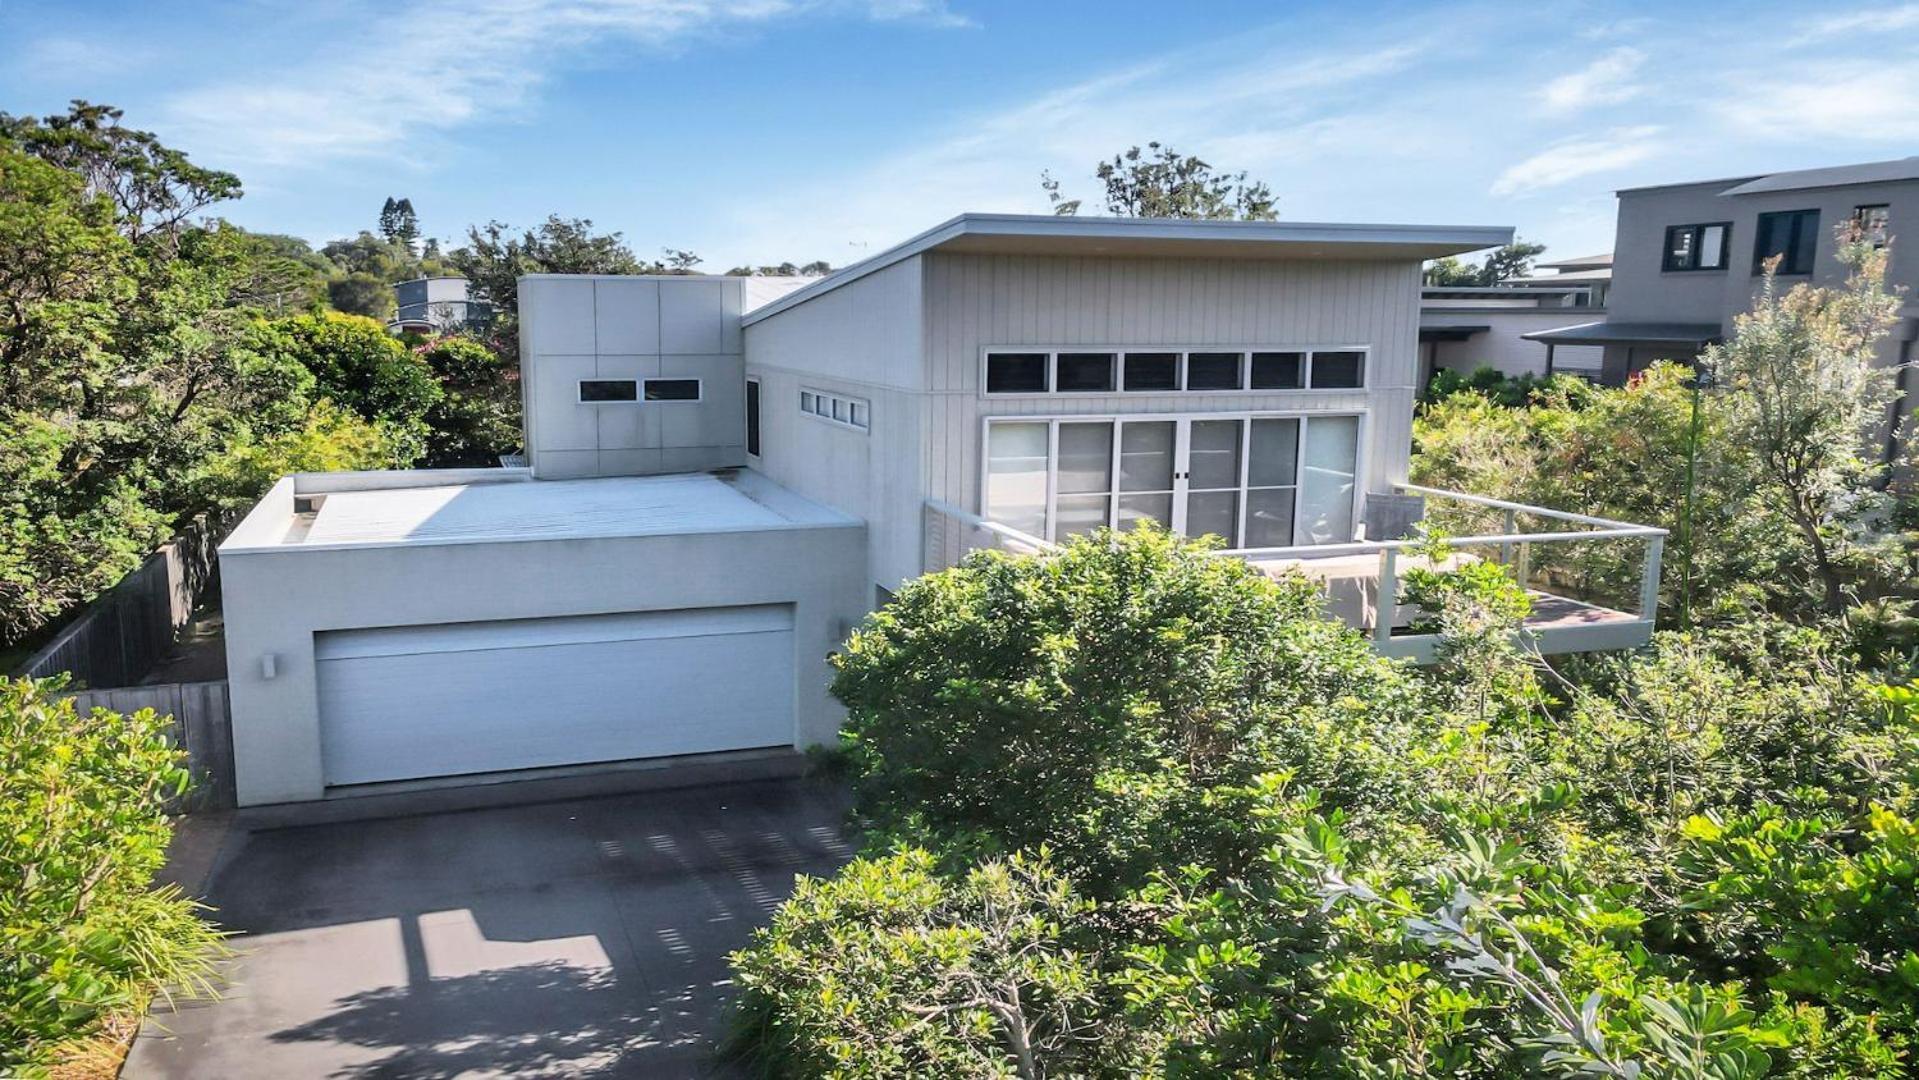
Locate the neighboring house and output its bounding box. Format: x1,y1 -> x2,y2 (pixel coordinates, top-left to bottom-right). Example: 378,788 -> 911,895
219,214 -> 1665,806
1527,157 -> 1919,426
390,276 -> 493,334
1417,254 -> 1611,385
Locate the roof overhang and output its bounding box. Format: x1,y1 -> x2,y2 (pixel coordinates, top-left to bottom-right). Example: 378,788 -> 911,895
1522,320 -> 1722,345
743,213 -> 1514,326
1419,325 -> 1490,341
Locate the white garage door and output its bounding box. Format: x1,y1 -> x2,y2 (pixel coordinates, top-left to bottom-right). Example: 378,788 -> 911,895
316,606 -> 794,787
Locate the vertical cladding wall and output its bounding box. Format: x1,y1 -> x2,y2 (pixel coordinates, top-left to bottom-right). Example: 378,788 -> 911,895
743,258 -> 928,592
918,253 -> 1424,517
520,275 -> 748,479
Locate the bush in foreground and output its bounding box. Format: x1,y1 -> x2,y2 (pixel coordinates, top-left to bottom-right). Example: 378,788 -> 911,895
0,678 -> 224,1074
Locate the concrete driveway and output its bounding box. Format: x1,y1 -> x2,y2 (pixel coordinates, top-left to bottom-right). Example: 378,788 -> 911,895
126,776 -> 853,1078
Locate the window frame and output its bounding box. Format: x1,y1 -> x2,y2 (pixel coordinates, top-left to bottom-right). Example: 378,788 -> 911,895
981,346 -> 1371,397
1853,204 -> 1891,249
979,408 -> 1369,549
800,386 -> 871,433
1661,221 -> 1733,272
1752,209 -> 1821,276
577,378 -> 641,403
642,378 -> 703,402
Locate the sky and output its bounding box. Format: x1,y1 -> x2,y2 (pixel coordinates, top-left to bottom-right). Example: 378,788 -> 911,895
3,0 -> 1918,271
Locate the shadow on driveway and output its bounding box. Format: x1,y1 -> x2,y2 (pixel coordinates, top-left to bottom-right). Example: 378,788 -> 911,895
126,776 -> 854,1078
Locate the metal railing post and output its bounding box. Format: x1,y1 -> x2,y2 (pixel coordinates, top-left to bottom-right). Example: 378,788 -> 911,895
1516,540 -> 1531,589
1639,534 -> 1664,622
1500,508 -> 1515,567
1376,547 -> 1398,646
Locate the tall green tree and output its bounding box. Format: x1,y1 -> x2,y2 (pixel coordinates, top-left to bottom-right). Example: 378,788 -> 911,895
1042,141 -> 1278,220
377,195 -> 420,252
447,215 -> 651,315
1425,241 -> 1549,286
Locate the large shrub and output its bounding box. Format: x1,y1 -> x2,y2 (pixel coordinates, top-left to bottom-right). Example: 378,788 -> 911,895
0,678 -> 224,1072
830,525 -> 1424,892
417,336 -> 520,467
256,312 -> 440,464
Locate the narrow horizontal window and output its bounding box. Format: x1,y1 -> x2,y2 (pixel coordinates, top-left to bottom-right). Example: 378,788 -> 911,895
579,379 -> 638,402
1055,352 -> 1116,392
1309,351 -> 1365,389
1250,351 -> 1304,390
644,378 -> 701,401
986,352 -> 1048,393
1185,352 -> 1244,391
1123,352 -> 1179,391
801,387 -> 870,431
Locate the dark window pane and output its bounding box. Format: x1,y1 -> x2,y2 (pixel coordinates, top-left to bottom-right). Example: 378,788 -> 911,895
1055,352 -> 1116,392
745,380 -> 761,456
644,378 -> 701,401
579,379 -> 638,402
1186,352 -> 1243,390
1250,351 -> 1304,389
1855,205 -> 1890,247
1123,352 -> 1179,391
986,352 -> 1048,393
1665,225 -> 1695,271
1310,351 -> 1365,388
1755,209 -> 1818,274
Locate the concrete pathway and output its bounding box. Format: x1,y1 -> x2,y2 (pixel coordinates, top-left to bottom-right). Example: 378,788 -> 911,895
125,777 -> 853,1078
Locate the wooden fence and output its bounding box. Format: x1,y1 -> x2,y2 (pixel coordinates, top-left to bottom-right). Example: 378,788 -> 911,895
59,681 -> 236,812
15,514 -> 229,688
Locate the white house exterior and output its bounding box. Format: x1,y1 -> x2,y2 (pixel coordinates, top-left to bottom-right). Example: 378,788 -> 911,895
221,213 -> 1666,807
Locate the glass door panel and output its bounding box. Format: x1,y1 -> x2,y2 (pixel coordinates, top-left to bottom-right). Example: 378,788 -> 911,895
1055,422 -> 1114,540
1186,491 -> 1239,545
1298,415 -> 1359,544
1117,421 -> 1175,531
1244,417 -> 1300,548
1183,419 -> 1242,546
985,422 -> 1049,538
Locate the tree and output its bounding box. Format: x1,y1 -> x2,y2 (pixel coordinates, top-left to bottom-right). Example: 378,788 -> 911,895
417,336 -> 520,466
326,272 -> 395,319
256,312 -> 440,464
447,215 -> 649,315
1042,141 -> 1277,220
378,196 -> 420,252
724,260 -> 834,277
320,230 -> 418,283
1425,241 -> 1548,286
1707,230 -> 1905,614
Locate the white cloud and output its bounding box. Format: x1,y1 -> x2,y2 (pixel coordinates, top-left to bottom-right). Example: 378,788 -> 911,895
1713,65 -> 1919,141
1489,126 -> 1664,196
160,0 -> 972,168
1797,3 -> 1919,38
1537,47 -> 1646,114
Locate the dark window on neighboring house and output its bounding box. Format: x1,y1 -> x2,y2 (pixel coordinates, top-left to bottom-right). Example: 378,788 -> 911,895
1753,209 -> 1820,275
644,378 -> 701,401
1663,222 -> 1731,271
1185,352 -> 1244,390
579,379 -> 638,402
1854,204 -> 1890,248
745,378 -> 761,456
986,352 -> 1048,393
1122,352 -> 1179,391
1250,351 -> 1304,389
1055,352 -> 1116,392
1310,351 -> 1367,389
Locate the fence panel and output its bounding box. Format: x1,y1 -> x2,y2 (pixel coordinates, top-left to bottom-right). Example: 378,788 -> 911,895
60,681 -> 235,812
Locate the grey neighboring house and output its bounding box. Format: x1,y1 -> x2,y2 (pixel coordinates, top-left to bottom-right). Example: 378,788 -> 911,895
1416,253 -> 1612,386
1528,157 -> 1919,429
219,214 -> 1667,808
391,276 -> 492,334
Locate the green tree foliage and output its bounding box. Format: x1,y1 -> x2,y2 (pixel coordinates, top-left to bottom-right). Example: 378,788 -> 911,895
325,271 -> 396,319
416,335 -> 520,466
0,678 -> 225,1072
447,215 -> 651,315
1043,141 -> 1277,220
1425,241 -> 1549,286
725,260 -> 834,277
378,195 -> 420,252
255,312 -> 440,464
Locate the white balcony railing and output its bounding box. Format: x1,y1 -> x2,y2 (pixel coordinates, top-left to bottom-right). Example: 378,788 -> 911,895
923,485 -> 1668,662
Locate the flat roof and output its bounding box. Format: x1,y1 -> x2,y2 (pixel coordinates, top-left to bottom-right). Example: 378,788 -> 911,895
1506,267 -> 1612,284
1522,320 -> 1722,345
237,471 -> 856,553
744,213 -> 1515,326
1534,252 -> 1612,270
1721,156 -> 1919,196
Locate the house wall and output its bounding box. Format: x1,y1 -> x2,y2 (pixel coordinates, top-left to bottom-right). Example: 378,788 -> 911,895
743,258 -> 928,593
1422,309 -> 1605,379
218,479 -> 867,806
918,252 -> 1424,530
519,275 -> 747,479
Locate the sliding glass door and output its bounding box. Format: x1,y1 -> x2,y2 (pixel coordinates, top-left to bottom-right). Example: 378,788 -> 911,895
983,413 -> 1361,548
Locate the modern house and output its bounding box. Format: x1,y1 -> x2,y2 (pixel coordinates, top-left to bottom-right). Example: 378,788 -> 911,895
218,213 -> 1665,806
389,276 -> 492,335
1528,157 -> 1918,413
1416,254 -> 1611,386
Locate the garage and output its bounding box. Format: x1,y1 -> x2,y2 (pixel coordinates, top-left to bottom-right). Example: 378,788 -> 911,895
315,606 -> 796,786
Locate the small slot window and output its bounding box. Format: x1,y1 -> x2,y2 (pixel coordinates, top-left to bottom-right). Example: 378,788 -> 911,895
579,379 -> 638,402
986,352 -> 1048,393
1250,351 -> 1304,390
644,378 -> 701,401
1055,352 -> 1116,392
1123,352 -> 1179,391
1185,352 -> 1244,391
745,378 -> 761,457
1309,351 -> 1365,389
802,387 -> 870,432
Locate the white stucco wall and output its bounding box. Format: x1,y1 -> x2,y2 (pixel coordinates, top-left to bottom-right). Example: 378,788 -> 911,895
1422,310 -> 1605,378
219,473 -> 866,806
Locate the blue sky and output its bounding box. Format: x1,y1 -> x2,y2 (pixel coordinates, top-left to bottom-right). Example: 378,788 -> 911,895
4,0 -> 1917,270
